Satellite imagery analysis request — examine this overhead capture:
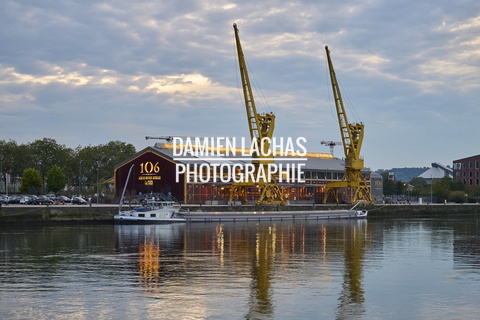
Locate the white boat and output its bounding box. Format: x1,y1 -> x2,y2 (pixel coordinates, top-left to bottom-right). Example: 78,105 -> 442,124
351,201 -> 368,218
114,198 -> 186,223
114,164 -> 185,223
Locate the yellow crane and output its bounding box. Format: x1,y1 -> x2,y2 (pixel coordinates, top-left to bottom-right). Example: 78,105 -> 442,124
323,45 -> 374,205
228,23 -> 285,205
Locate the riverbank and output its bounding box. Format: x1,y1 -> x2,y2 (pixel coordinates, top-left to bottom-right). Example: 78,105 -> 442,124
2,203 -> 480,224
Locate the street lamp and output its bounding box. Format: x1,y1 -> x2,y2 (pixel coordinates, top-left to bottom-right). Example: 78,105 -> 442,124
79,160 -> 82,196
430,175 -> 433,203
96,162 -> 99,205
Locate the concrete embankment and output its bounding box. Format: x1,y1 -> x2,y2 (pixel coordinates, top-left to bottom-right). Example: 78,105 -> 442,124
0,205 -> 115,224
1,203 -> 480,224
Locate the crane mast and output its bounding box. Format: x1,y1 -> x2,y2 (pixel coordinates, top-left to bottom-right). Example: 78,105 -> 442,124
323,45 -> 373,205
228,23 -> 285,205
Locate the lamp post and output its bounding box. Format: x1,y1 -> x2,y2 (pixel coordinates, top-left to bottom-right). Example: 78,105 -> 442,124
96,163 -> 99,205
430,175 -> 433,203
79,160 -> 82,196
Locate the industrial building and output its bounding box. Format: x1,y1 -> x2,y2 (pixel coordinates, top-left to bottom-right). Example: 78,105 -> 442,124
418,162 -> 453,182
113,142 -> 383,204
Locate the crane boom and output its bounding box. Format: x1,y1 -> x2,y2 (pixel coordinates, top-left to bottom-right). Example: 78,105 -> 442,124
323,45 -> 373,205
228,23 -> 285,205
232,23 -> 275,158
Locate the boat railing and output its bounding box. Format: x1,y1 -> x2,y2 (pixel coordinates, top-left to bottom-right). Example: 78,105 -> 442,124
137,193 -> 178,202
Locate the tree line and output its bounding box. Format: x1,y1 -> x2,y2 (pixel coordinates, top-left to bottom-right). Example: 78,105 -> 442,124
381,172 -> 480,203
0,138 -> 136,197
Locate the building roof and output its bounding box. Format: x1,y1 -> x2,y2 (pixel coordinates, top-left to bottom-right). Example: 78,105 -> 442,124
145,143 -> 348,170
418,162 -> 453,179
114,143 -> 373,174
453,154 -> 480,162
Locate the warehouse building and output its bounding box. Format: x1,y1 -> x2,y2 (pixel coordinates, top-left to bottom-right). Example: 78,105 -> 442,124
113,143 -> 382,204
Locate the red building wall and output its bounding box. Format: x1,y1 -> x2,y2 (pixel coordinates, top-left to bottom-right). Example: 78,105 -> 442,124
453,154 -> 480,187
114,149 -> 185,202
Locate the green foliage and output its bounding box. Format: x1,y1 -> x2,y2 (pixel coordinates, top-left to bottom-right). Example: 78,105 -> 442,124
20,168 -> 43,194
409,177 -> 427,187
381,172 -> 470,203
1,138 -> 136,195
380,172 -> 406,196
432,179 -> 450,202
46,165 -> 67,194
448,191 -> 467,203
468,186 -> 480,198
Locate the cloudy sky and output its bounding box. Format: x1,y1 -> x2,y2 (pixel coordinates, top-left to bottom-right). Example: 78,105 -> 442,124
1,0 -> 479,170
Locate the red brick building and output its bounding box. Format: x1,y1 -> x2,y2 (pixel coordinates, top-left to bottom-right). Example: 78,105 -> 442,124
453,154 -> 480,187
114,146 -> 185,200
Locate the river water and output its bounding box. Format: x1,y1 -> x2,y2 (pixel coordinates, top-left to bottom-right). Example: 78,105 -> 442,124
1,216 -> 480,320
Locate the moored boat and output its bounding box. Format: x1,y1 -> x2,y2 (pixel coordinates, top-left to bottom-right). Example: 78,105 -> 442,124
178,202 -> 367,223
114,198 -> 185,223
115,164 -> 185,223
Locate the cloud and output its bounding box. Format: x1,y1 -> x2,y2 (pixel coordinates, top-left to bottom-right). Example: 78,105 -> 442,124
1,0 -> 479,170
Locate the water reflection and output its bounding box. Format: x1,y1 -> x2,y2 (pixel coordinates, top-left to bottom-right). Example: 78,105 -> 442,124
113,220 -> 373,319
336,220 -> 368,319
114,224 -> 186,291
3,217 -> 480,319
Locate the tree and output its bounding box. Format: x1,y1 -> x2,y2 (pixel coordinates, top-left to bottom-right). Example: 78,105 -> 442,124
432,178 -> 450,203
29,138 -> 73,182
76,141 -> 136,194
19,168 -> 43,194
409,177 -> 427,187
46,165 -> 67,194
448,191 -> 467,203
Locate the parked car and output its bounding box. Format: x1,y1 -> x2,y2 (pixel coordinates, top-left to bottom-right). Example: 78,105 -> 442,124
0,195 -> 8,204
7,195 -> 22,204
71,197 -> 88,205
28,196 -> 53,205
19,196 -> 32,204
44,194 -> 56,201
55,196 -> 71,203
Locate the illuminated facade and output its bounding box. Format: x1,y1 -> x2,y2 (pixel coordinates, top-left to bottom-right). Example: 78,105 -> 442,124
113,143 -> 382,204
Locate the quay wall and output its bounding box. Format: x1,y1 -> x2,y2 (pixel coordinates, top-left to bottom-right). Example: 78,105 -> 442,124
1,203 -> 480,223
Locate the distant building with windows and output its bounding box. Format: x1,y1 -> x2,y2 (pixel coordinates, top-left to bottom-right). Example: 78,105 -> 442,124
453,154 -> 480,187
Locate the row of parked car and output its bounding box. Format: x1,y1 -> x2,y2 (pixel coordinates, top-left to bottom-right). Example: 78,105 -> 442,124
0,194 -> 88,205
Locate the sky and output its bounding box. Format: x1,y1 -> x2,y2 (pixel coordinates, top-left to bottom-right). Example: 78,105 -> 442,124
1,0 -> 479,171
